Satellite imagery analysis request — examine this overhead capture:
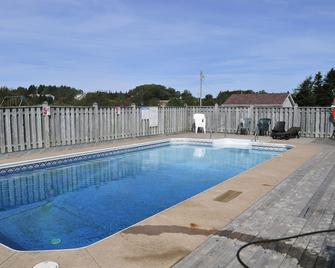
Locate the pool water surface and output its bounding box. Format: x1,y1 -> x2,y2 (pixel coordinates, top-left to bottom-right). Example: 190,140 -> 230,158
0,143 -> 282,250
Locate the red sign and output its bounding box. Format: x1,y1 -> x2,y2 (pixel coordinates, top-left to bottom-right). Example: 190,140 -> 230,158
332,108 -> 335,120
42,105 -> 50,116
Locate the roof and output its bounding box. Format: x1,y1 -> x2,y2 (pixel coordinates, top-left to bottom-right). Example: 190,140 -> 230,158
224,93 -> 290,105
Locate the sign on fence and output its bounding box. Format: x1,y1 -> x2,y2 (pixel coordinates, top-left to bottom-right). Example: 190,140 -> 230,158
149,107 -> 158,127
140,107 -> 159,127
140,107 -> 149,119
42,104 -> 50,116
115,106 -> 121,116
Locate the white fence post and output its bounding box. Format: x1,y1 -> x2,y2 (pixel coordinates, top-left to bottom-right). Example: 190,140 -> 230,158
131,103 -> 136,138
249,105 -> 254,132
293,105 -> 299,127
162,106 -> 165,135
4,109 -> 12,152
214,103 -> 218,132
42,102 -> 50,148
93,102 -> 99,142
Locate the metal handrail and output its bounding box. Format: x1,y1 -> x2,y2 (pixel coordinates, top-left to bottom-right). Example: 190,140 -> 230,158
209,123 -> 259,141
209,123 -> 227,139
254,128 -> 259,141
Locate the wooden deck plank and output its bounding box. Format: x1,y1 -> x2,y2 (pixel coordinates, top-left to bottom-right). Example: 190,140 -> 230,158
175,146 -> 335,268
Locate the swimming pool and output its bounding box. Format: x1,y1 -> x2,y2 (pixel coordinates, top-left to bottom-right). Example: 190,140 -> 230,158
0,139 -> 288,251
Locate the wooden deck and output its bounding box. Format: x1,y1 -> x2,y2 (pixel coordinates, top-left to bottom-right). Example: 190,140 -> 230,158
174,143 -> 335,268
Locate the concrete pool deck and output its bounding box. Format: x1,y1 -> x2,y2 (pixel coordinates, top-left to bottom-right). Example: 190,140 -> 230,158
0,133 -> 325,268
174,140 -> 335,268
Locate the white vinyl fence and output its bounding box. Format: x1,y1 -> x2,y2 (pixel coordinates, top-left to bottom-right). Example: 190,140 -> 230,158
0,104 -> 333,153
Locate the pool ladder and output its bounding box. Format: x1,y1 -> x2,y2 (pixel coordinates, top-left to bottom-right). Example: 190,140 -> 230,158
209,124 -> 227,139
209,124 -> 259,142
254,130 -> 259,141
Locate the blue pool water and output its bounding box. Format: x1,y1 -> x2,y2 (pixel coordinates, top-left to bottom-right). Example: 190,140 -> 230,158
0,144 -> 281,250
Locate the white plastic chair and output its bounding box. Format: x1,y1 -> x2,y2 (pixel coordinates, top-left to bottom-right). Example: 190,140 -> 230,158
193,113 -> 206,133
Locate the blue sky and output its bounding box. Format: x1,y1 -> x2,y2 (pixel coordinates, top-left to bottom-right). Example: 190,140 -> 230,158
1,0 -> 334,96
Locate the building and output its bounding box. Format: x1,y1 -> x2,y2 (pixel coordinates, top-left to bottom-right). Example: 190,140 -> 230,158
74,93 -> 86,101
223,93 -> 297,108
158,100 -> 169,107
28,93 -> 55,100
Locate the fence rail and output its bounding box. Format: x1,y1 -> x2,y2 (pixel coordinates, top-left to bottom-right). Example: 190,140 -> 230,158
188,106 -> 334,138
0,104 -> 333,153
0,105 -> 188,154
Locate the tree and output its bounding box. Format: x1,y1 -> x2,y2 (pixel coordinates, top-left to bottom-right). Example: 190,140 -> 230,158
128,84 -> 178,106
39,85 -> 82,105
148,97 -> 160,106
313,72 -> 326,106
168,97 -> 184,106
0,87 -> 11,100
79,92 -> 113,106
202,94 -> 215,106
27,85 -> 38,95
292,68 -> 335,106
181,90 -> 198,106
293,76 -> 314,106
216,91 -> 230,105
16,87 -> 28,96
323,68 -> 335,105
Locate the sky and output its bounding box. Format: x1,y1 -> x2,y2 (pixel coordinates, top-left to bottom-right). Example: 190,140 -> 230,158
0,0 -> 334,96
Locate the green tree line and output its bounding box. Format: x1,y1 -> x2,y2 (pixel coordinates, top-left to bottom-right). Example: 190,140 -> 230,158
0,85 -> 82,106
1,68 -> 334,107
293,68 -> 335,106
0,84 -> 260,107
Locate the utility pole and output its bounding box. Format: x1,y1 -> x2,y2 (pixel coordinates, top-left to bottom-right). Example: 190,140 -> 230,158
199,71 -> 204,106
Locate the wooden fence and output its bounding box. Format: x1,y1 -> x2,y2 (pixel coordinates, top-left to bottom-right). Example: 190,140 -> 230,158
0,104 -> 333,153
0,105 -> 188,153
188,106 -> 334,138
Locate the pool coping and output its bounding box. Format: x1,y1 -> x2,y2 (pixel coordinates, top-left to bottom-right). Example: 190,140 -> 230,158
0,137 -> 319,268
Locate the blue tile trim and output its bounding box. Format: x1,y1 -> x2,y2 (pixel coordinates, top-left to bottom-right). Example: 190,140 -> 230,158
251,145 -> 290,152
171,140 -> 212,146
0,140 -> 289,176
0,141 -> 170,176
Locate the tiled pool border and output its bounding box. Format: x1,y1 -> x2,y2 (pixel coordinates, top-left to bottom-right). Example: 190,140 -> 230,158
0,138 -> 293,176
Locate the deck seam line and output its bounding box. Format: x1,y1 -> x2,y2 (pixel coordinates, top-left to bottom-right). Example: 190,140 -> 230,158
0,252 -> 16,267
85,248 -> 102,268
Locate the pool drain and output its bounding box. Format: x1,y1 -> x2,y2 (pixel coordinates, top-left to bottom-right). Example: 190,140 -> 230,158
214,190 -> 242,203
50,238 -> 61,245
33,261 -> 59,268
